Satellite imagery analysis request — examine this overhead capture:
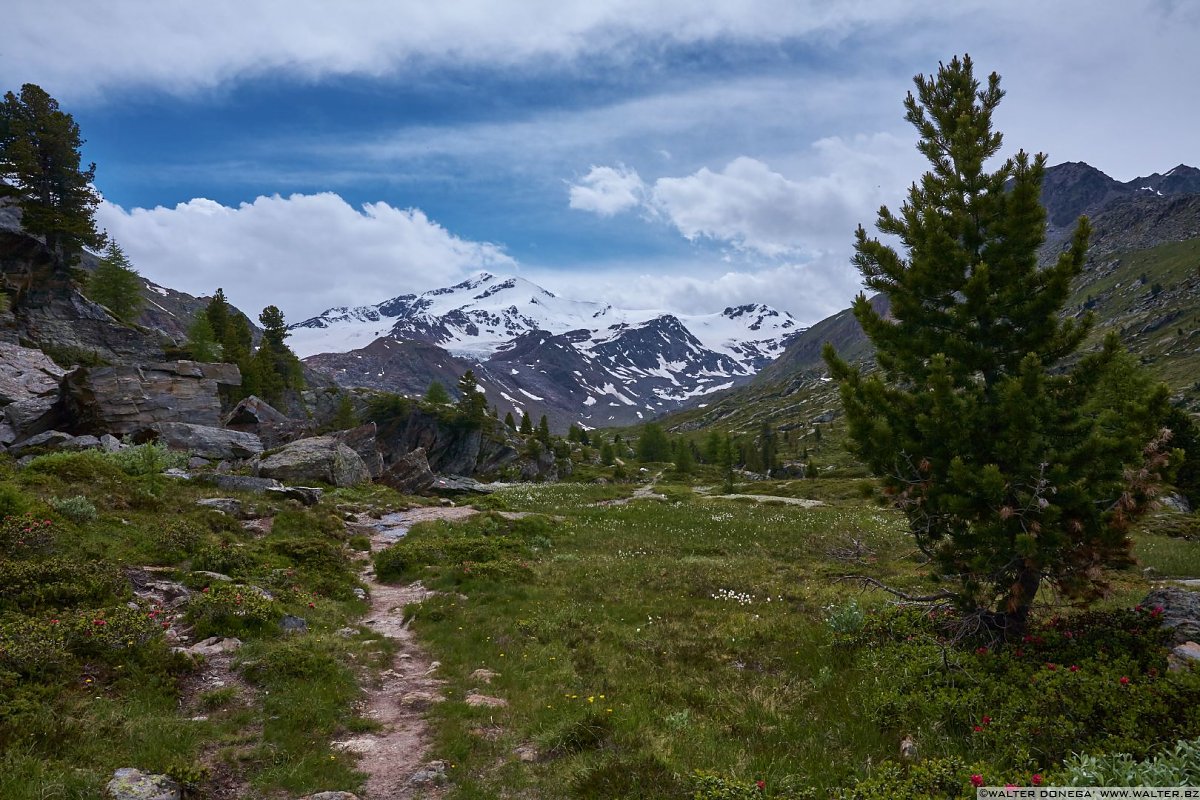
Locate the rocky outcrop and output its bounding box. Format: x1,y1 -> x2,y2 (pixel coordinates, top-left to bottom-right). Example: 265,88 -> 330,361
151,421 -> 263,461
224,395 -> 310,448
0,341 -> 64,405
379,447 -> 436,494
333,422 -> 383,478
1143,587 -> 1200,646
60,361 -> 241,437
257,435 -> 371,487
105,767 -> 180,800
376,408 -> 519,477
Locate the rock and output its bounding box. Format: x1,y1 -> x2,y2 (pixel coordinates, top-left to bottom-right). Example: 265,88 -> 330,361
514,743 -> 539,763
0,341 -> 65,405
1161,492 -> 1193,513
61,434 -> 101,451
813,410 -> 836,424
299,791 -> 361,800
7,429 -> 76,455
196,498 -> 244,517
470,668 -> 500,684
104,767 -> 180,800
127,570 -> 193,610
3,394 -> 60,439
187,456 -> 210,470
265,485 -> 323,506
186,636 -> 242,657
258,435 -> 370,487
465,693 -> 508,708
280,615 -> 308,634
333,423 -> 383,478
223,395 -> 310,448
1169,641 -> 1200,672
196,474 -> 285,494
151,421 -> 263,460
100,433 -> 124,452
379,447 -> 436,494
431,475 -> 494,494
408,760 -> 448,786
336,627 -> 359,638
1142,587 -> 1200,645
61,361 -> 241,437
191,570 -> 233,583
400,690 -> 444,709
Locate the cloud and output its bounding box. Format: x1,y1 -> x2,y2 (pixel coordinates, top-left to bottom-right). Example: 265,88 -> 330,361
568,165 -> 645,216
96,193 -> 514,322
571,132 -> 919,256
1,1 -> 960,101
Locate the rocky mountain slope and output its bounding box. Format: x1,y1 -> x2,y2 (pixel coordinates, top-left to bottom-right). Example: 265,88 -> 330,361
664,161 -> 1200,443
290,272 -> 804,430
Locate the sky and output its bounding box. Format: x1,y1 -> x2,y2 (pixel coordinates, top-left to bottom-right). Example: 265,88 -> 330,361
3,0 -> 1197,327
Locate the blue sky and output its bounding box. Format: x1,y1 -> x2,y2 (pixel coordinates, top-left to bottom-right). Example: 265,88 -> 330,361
4,1 -> 1198,324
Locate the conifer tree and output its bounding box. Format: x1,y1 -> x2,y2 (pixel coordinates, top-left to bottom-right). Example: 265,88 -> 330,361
205,288 -> 231,343
0,84 -> 105,265
87,241 -> 143,322
504,411 -> 516,430
674,439 -> 695,475
455,370 -> 487,421
636,423 -> 671,462
252,305 -> 303,404
537,414 -> 551,445
424,380 -> 451,405
519,411 -> 533,435
185,312 -> 221,362
332,393 -> 356,430
600,441 -> 615,466
823,55 -> 1170,637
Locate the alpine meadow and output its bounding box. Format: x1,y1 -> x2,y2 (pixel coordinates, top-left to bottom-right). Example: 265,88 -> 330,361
2,6 -> 1200,800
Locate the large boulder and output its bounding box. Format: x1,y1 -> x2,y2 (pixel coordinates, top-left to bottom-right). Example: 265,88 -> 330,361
0,341 -> 64,405
152,421 -> 263,460
3,394 -> 59,441
257,435 -> 370,487
61,361 -> 241,437
224,394 -> 310,448
1143,587 -> 1200,646
334,422 -> 383,478
379,446 -> 436,494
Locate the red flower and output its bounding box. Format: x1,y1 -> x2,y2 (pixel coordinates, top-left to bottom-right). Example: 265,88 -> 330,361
970,774 -> 984,787
1045,663 -> 1057,671
976,646 -> 988,655
1148,667 -> 1159,677
50,618 -> 59,624
1063,631 -> 1073,639
1120,676 -> 1130,685
973,725 -> 983,732
1069,664 -> 1080,672
755,779 -> 765,791
1032,773 -> 1043,786
307,602 -> 315,608
981,715 -> 991,725
202,586 -> 210,593
93,619 -> 106,626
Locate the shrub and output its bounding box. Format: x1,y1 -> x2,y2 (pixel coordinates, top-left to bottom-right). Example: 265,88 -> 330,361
823,598 -> 865,636
1058,736 -> 1200,787
151,519 -> 205,563
0,483 -> 30,518
191,542 -> 255,578
50,495 -> 97,524
26,450 -> 123,483
0,514 -> 56,556
0,557 -> 125,612
106,441 -> 189,476
186,582 -> 279,639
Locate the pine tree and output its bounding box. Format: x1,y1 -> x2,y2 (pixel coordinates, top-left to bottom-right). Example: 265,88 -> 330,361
424,380 -> 451,405
205,289 -> 231,343
600,441 -> 615,466
519,411 -> 532,435
504,411 -> 516,430
185,312 -> 221,362
759,422 -> 778,477
703,430 -> 722,464
537,414 -> 551,445
636,423 -> 671,462
87,241 -> 143,322
253,305 -> 303,403
456,370 -> 487,421
823,55 -> 1170,637
674,439 -> 695,475
0,84 -> 105,265
332,393 -> 357,430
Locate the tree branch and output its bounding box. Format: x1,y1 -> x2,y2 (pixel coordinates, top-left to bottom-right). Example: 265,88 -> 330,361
835,575 -> 956,603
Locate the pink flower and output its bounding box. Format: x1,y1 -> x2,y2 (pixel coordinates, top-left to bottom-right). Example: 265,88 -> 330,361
971,774 -> 984,787
1120,676 -> 1130,685
755,779 -> 765,791
93,619 -> 106,626
1032,773 -> 1043,786
981,715 -> 991,725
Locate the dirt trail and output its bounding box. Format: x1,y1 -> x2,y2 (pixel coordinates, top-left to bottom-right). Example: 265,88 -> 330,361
338,503 -> 523,798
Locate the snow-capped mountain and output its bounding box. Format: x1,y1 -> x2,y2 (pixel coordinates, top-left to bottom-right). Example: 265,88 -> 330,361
292,272 -> 804,429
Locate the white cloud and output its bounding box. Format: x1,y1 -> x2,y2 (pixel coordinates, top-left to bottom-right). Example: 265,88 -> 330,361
572,132 -> 919,257
2,1 -> 962,101
568,165 -> 645,216
96,193 -> 514,322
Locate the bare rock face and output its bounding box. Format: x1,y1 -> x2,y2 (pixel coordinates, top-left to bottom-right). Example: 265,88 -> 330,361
61,361 -> 241,437
152,421 -> 263,460
0,341 -> 64,405
379,446 -> 436,494
224,394 -> 311,448
1143,587 -> 1200,646
333,422 -> 384,478
257,435 -> 371,487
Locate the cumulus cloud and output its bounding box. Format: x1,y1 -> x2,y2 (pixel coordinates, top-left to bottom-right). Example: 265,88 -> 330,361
571,132 -> 918,257
96,193 -> 514,321
567,165 -> 645,216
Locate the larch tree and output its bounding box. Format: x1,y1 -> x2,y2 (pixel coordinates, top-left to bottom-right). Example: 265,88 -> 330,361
87,241 -> 143,322
0,84 -> 105,265
823,55 -> 1170,638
